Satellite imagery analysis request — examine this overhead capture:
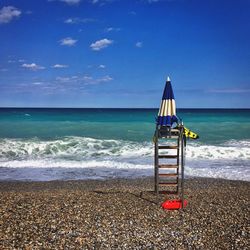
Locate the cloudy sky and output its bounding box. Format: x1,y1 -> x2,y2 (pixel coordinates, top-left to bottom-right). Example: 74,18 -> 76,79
0,0 -> 249,108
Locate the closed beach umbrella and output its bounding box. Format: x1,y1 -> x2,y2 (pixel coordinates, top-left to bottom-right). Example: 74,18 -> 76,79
157,77 -> 178,127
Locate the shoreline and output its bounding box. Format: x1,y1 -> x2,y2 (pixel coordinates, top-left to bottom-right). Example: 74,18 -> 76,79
0,177 -> 249,249
0,175 -> 249,188
0,175 -> 249,185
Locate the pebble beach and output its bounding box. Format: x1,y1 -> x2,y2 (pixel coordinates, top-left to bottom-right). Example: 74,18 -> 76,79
0,177 -> 249,249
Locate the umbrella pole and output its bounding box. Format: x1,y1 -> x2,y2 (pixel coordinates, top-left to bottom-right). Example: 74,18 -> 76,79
154,127 -> 159,195
180,125 -> 185,209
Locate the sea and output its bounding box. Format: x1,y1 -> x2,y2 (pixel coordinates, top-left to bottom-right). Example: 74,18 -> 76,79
0,108 -> 249,181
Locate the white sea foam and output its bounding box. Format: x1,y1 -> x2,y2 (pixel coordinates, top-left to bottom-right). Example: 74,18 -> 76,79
186,143 -> 250,160
0,159 -> 152,169
0,137 -> 249,181
0,158 -> 249,181
0,137 -> 249,160
0,137 -> 153,160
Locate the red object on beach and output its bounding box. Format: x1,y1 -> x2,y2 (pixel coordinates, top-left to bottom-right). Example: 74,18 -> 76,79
161,199 -> 187,210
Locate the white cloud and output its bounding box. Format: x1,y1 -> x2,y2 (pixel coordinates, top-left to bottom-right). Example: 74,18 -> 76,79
52,64 -> 69,68
18,59 -> 25,63
98,64 -> 106,69
135,41 -> 143,48
22,63 -> 45,71
98,75 -> 113,82
64,18 -> 74,24
90,38 -> 113,51
56,0 -> 81,5
91,0 -> 113,5
51,0 -> 114,5
56,74 -> 113,85
56,76 -> 71,82
82,75 -> 93,82
0,6 -> 21,24
83,75 -> 113,84
106,27 -> 113,32
105,27 -> 121,32
32,82 -> 44,85
64,17 -> 95,24
59,37 -> 78,46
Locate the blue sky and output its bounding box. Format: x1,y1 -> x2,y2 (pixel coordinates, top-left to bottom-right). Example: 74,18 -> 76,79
0,0 -> 249,108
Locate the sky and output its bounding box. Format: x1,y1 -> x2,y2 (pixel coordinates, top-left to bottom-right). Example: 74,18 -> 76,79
0,0 -> 250,108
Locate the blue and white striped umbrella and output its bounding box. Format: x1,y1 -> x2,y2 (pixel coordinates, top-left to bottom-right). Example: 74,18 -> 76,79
157,77 -> 178,126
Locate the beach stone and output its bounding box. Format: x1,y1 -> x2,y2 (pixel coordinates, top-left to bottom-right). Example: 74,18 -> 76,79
0,177 -> 249,249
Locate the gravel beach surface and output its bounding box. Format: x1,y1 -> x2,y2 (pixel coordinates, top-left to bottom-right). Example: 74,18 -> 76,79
0,177 -> 249,249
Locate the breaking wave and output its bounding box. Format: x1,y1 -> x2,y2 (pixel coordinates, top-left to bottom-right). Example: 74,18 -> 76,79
0,137 -> 249,160
0,137 -> 249,181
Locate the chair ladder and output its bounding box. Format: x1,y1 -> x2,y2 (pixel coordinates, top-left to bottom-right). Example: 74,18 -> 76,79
154,126 -> 185,207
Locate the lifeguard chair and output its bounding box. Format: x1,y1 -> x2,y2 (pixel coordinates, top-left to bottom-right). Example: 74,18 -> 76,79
154,77 -> 186,209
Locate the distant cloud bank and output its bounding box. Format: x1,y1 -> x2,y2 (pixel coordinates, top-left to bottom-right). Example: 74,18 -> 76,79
56,74 -> 113,85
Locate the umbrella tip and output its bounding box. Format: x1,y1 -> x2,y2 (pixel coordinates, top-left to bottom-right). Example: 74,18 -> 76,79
167,76 -> 171,82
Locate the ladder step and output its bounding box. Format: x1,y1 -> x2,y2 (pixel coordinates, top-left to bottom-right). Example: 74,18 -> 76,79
159,182 -> 178,186
160,136 -> 179,139
159,173 -> 178,177
158,164 -> 178,168
159,128 -> 180,133
158,155 -> 178,159
158,145 -> 178,149
171,129 -> 180,133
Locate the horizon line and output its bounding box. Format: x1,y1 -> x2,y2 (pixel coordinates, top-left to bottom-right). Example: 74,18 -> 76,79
0,107 -> 250,110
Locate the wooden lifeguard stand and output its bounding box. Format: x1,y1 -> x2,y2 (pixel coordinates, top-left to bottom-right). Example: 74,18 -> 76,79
154,125 -> 186,208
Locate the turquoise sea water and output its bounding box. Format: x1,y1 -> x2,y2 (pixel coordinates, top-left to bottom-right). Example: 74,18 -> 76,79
0,108 -> 249,181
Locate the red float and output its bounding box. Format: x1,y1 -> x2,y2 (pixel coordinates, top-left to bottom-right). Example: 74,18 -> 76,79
161,199 -> 187,210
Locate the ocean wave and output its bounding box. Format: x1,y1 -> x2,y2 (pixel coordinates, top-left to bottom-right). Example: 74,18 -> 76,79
0,159 -> 152,169
0,137 -> 249,161
0,136 -> 249,181
222,139 -> 250,147
186,143 -> 250,160
185,160 -> 250,181
0,159 -> 249,181
0,137 -> 152,161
